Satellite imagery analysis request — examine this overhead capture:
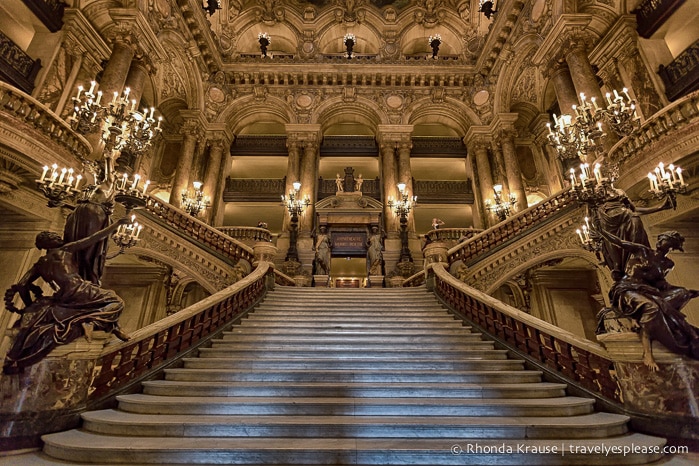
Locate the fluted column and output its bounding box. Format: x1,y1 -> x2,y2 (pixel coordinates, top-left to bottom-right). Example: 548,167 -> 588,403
500,129 -> 528,211
396,135 -> 415,232
379,142 -> 398,232
169,117 -> 202,208
473,141 -> 494,227
490,140 -> 509,193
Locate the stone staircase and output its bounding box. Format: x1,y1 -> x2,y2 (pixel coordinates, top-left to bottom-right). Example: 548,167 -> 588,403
41,287 -> 666,464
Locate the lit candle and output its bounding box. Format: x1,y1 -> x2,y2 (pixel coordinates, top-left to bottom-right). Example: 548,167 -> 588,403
131,174 -> 141,191
112,91 -> 118,104
553,113 -> 559,127
593,164 -> 601,184
676,167 -> 684,185
75,174 -> 82,189
570,168 -> 576,187
149,107 -> 155,119
40,165 -> 48,181
613,89 -> 620,101
582,225 -> 590,241
157,117 -> 162,129
606,92 -> 612,106
136,224 -> 143,238
131,99 -> 137,112
76,85 -> 83,100
143,180 -> 150,194
623,87 -> 630,101
591,97 -> 599,111
89,81 -> 96,95
648,173 -> 655,191
131,214 -> 136,224
668,164 -> 677,182
576,229 -> 584,243
96,90 -> 102,105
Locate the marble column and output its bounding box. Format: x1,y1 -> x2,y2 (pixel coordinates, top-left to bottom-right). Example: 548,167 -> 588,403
466,150 -> 486,229
124,60 -> 149,110
169,119 -> 201,208
212,141 -> 231,227
396,138 -> 415,232
500,129 -> 528,211
298,140 -> 319,234
549,62 -> 580,117
379,142 -> 398,233
282,139 -> 302,232
202,136 -> 228,225
472,140 -> 494,224
54,50 -> 84,117
490,140 -> 509,193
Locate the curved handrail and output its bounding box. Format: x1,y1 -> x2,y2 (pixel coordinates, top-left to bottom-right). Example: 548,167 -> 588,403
447,188 -> 577,266
273,268 -> 297,286
143,197 -> 254,265
402,269 -> 426,287
430,262 -> 621,403
88,262 -> 272,402
425,227 -> 483,243
0,81 -> 91,160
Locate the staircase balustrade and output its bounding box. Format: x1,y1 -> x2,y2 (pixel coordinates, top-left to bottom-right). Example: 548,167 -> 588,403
273,268 -> 297,286
430,262 -> 621,404
402,270 -> 426,287
88,263 -> 271,402
144,197 -> 254,265
447,189 -> 577,266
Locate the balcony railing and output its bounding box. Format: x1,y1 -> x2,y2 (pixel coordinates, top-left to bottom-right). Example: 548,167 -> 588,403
21,0 -> 65,32
218,226 -> 273,244
635,0 -> 685,38
0,31 -> 42,94
658,39 -> 699,101
0,81 -> 91,161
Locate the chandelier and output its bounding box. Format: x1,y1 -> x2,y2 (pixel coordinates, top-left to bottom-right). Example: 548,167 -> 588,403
388,183 -> 417,217
111,214 -> 143,255
36,164 -> 83,207
648,162 -> 687,202
67,82 -> 162,158
485,184 -> 517,221
181,181 -> 210,217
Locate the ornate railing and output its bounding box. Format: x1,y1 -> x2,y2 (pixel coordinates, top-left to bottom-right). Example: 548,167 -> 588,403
426,227 -> 483,243
431,263 -> 622,403
402,269 -> 426,287
659,39 -> 699,101
224,178 -> 286,202
218,226 -> 273,244
0,81 -> 91,160
273,268 -> 297,286
144,198 -> 254,265
608,90 -> 699,169
447,189 -> 577,266
413,180 -> 474,204
0,31 -> 42,94
21,0 -> 65,32
88,263 -> 271,401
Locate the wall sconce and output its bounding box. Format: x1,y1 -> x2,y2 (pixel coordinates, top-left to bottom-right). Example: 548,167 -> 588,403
428,34 -> 442,59
485,184 -> 516,221
479,0 -> 497,19
258,32 -> 271,58
344,33 -> 355,59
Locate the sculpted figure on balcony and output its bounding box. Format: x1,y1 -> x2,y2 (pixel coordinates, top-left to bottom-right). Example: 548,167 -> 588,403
596,188 -> 672,281
597,226 -> 699,371
63,153 -> 117,286
3,218 -> 131,374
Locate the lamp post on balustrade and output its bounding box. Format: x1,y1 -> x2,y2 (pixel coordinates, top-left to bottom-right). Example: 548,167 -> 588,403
282,181 -> 310,262
388,183 -> 417,263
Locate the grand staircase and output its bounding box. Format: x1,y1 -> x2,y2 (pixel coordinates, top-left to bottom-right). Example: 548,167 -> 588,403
41,287 -> 666,464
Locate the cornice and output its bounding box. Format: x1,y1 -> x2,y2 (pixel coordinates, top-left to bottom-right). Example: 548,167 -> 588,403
531,14 -> 593,66
589,15 -> 638,67
62,9 -> 111,62
108,8 -> 167,64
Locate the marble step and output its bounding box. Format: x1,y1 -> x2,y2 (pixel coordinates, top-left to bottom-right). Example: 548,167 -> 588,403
139,381 -> 568,400
224,326 -> 475,336
43,431 -> 666,465
162,368 -> 545,384
197,347 -> 508,360
243,315 -> 458,323
234,320 -> 466,328
218,334 -> 486,344
80,409 -> 627,438
254,301 -> 444,309
251,308 -> 449,316
120,393 -> 589,416
181,357 -> 525,371
210,341 -> 494,351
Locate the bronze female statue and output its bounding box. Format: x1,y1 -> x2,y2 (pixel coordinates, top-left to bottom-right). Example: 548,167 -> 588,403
3,217 -> 131,374
314,226 -> 331,275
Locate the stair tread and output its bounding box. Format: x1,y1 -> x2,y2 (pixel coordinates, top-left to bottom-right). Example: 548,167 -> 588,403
84,409 -> 627,426
141,381 -> 565,390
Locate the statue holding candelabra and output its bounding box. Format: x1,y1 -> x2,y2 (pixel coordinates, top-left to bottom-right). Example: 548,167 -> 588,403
545,89 -> 696,370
